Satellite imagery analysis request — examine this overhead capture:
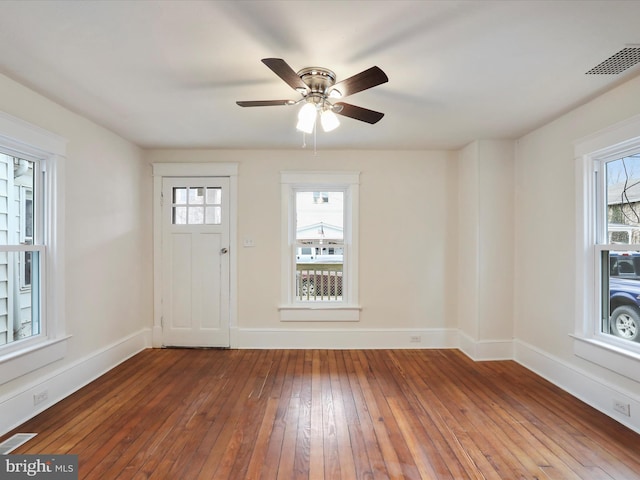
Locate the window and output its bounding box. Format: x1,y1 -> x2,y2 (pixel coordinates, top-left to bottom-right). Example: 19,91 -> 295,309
0,156 -> 41,347
295,191 -> 344,302
0,111 -> 66,383
575,114 -> 640,382
280,172 -> 360,321
595,154 -> 640,346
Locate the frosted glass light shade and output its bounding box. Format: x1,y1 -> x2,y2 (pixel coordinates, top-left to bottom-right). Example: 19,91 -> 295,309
320,110 -> 340,132
296,103 -> 317,134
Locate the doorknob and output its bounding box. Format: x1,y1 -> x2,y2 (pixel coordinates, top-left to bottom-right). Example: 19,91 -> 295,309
220,247 -> 229,254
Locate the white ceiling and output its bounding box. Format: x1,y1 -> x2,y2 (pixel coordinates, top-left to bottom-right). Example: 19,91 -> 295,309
1,0 -> 640,150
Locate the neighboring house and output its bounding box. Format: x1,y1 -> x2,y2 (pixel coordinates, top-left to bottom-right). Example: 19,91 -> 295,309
0,153 -> 33,346
608,167 -> 640,244
296,221 -> 343,242
296,222 -> 344,259
295,191 -> 345,262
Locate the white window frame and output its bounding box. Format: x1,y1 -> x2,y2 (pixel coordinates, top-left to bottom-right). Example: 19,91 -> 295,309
0,111 -> 67,384
575,114 -> 640,382
280,171 -> 360,321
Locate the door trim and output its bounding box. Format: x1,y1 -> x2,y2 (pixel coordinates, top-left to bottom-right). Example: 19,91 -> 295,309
152,162 -> 238,348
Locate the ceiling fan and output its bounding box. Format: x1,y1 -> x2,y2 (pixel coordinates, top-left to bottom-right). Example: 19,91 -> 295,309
236,58 -> 388,133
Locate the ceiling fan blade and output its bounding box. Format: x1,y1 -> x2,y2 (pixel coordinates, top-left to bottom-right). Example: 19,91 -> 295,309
334,102 -> 384,124
262,58 -> 308,92
236,100 -> 295,107
330,66 -> 388,98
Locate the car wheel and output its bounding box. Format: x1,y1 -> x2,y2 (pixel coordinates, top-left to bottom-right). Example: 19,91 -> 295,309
610,305 -> 640,342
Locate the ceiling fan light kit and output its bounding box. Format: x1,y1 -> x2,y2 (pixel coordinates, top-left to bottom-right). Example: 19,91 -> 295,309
237,58 -> 388,137
320,109 -> 340,132
296,102 -> 317,134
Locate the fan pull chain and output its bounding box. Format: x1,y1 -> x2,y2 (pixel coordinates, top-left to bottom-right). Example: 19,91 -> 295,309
313,119 -> 318,155
299,120 -> 318,155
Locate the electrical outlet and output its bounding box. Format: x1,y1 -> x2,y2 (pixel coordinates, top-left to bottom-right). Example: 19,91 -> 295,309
33,390 -> 48,406
613,399 -> 631,417
410,335 -> 422,343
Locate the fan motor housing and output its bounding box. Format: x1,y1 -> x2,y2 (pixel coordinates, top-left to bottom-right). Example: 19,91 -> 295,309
297,67 -> 336,95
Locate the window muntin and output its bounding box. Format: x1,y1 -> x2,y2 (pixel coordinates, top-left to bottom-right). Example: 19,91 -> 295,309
0,154 -> 42,348
595,153 -> 640,346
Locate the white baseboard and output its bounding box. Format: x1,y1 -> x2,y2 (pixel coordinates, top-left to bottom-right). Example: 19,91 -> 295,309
458,331 -> 514,360
514,339 -> 640,434
0,328 -> 151,435
231,327 -> 459,349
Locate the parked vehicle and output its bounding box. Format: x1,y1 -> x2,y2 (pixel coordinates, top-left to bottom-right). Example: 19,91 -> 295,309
609,253 -> 640,342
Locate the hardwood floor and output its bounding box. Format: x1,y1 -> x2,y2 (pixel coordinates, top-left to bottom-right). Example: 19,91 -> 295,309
3,348 -> 640,479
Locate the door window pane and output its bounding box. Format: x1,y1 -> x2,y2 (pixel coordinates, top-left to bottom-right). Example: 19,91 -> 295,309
173,206 -> 187,225
173,188 -> 187,204
206,188 -> 221,204
172,186 -> 222,225
188,206 -> 205,224
206,206 -> 221,224
189,187 -> 205,205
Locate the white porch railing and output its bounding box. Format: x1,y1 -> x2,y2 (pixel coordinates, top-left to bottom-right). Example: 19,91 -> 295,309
296,263 -> 343,301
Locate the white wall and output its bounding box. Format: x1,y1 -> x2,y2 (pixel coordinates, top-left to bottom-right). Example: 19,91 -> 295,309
0,74 -> 150,433
514,73 -> 640,431
145,149 -> 460,348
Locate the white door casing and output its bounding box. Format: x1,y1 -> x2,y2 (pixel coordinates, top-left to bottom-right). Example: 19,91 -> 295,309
152,163 -> 238,348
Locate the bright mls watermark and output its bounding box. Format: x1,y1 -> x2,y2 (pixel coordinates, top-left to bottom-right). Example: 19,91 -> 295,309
1,455 -> 77,479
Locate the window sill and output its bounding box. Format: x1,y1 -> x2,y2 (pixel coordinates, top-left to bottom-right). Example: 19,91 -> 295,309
571,334 -> 640,383
279,305 -> 361,322
0,336 -> 70,385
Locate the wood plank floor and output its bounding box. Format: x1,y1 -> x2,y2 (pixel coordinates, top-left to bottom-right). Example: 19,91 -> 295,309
3,348 -> 640,479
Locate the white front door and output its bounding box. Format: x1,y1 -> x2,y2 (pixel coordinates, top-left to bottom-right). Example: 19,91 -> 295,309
161,177 -> 230,347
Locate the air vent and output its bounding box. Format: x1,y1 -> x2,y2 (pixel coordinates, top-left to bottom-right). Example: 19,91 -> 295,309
0,433 -> 37,454
586,47 -> 640,74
